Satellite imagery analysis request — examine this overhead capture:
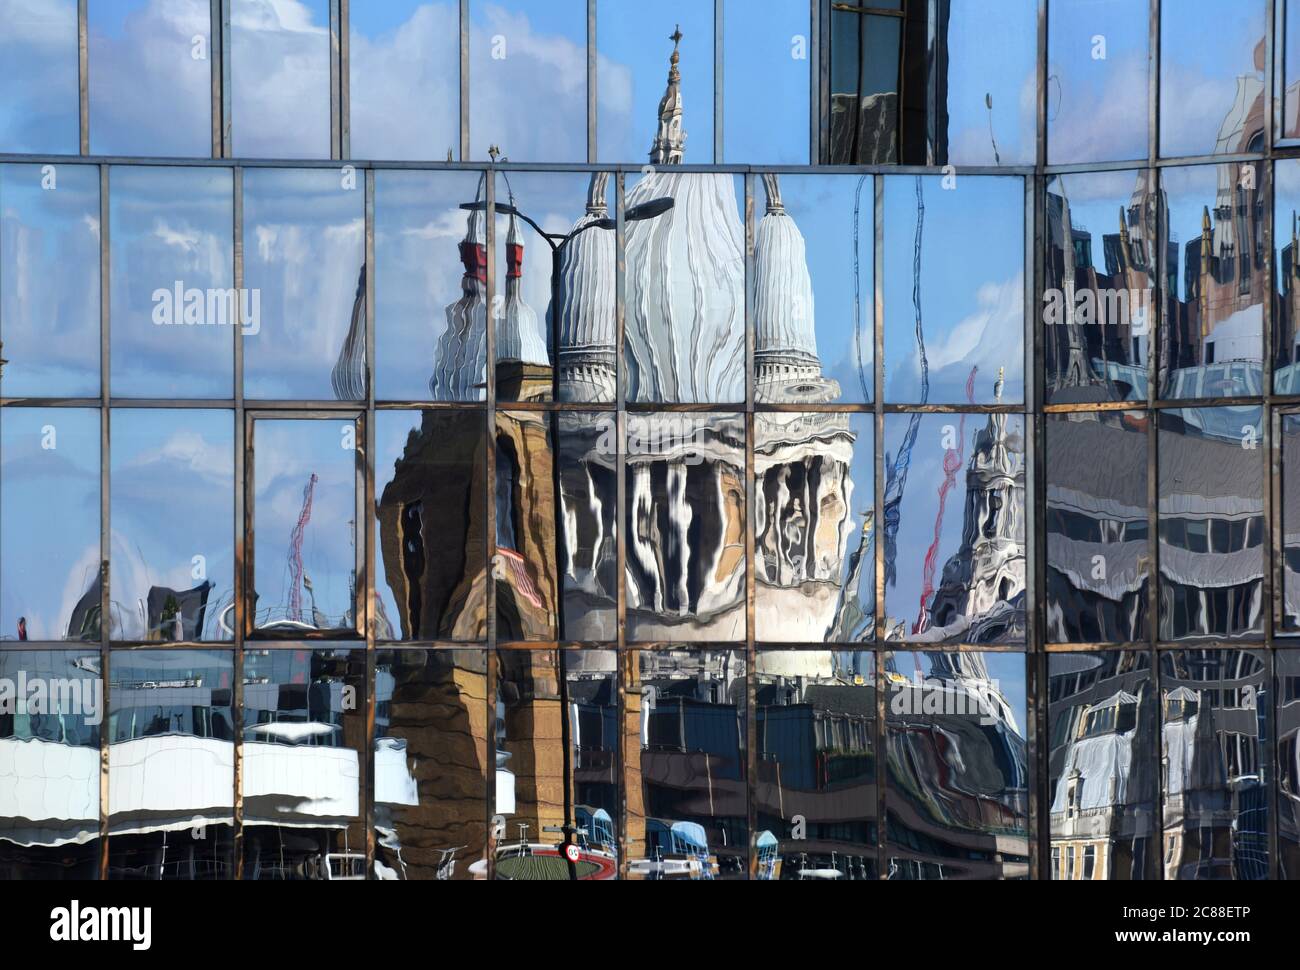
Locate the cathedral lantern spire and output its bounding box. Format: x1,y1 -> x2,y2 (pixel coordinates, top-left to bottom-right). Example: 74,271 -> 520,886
649,26 -> 687,165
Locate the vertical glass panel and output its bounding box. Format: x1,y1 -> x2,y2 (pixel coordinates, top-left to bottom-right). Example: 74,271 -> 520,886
1045,170 -> 1153,404
375,170 -> 485,402
1284,414 -> 1300,633
1160,0 -> 1265,158
494,648 -> 619,879
1284,0 -> 1300,140
250,419 -> 360,636
1160,163 -> 1264,399
597,0 -> 715,164
884,650 -> 1029,879
556,173 -> 617,405
1046,411 -> 1150,643
556,413 -> 617,640
349,0 -> 459,161
933,0 -> 1036,166
754,174 -> 872,407
623,172 -> 744,404
883,176 -> 1024,405
0,407 -> 100,642
828,10 -> 901,164
242,169 -> 366,401
0,0 -> 79,154
375,649 -> 487,880
755,649 -> 877,880
882,412 -> 1026,644
1272,158 -> 1300,392
109,409 -> 235,641
107,648 -> 234,879
722,0 -> 809,165
88,0 -> 213,157
1278,650 -> 1300,875
110,166 -> 235,398
627,648 -> 748,879
0,163 -> 100,398
242,648 -> 366,879
1160,648 -> 1268,880
1157,407 -> 1264,641
494,412 -> 558,641
467,0 -> 587,162
375,409 -> 486,641
0,650 -> 101,878
755,413 -> 874,643
1048,651 -> 1156,880
230,0 -> 331,159
1047,0 -> 1149,165
626,413 -> 745,643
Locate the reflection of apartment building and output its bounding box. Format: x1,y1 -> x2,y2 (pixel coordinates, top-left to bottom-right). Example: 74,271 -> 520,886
1048,652 -> 1155,880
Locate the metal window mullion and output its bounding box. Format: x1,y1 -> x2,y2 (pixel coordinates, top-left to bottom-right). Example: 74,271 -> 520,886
809,0 -> 820,165
362,168 -> 376,877
1149,0 -> 1161,164
715,0 -> 725,164
743,172 -> 756,879
231,165 -> 245,878
872,173 -> 886,878
587,0 -> 597,164
339,0 -> 351,160
614,171 -> 630,880
483,167 -> 498,880
210,0 -> 223,158
330,0 -> 341,161
79,0 -> 89,156
460,0 -> 470,162
221,0 -> 232,158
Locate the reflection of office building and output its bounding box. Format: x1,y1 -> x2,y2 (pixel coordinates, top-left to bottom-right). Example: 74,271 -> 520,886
1048,652 -> 1155,880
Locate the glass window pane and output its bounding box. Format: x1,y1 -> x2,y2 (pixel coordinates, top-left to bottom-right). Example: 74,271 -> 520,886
755,174 -> 872,406
883,412 -> 1026,644
556,412 -> 617,640
1048,651 -> 1155,879
375,170 -> 487,402
627,649 -> 748,879
0,650 -> 101,878
0,407 -> 100,642
494,648 -> 618,880
242,169 -> 366,401
1160,648 -> 1268,880
375,409 -> 486,641
755,413 -> 874,643
935,0 -> 1037,166
349,0 -> 459,161
1160,163 -> 1264,399
1045,169 -> 1153,404
885,650 -> 1028,879
598,0 -> 714,164
0,0 -> 79,154
1273,159 -> 1300,393
1047,0 -> 1149,165
1157,407 -> 1264,641
884,176 -> 1024,405
107,648 -> 234,879
0,163 -> 100,398
250,419 -> 360,636
1284,413 -> 1300,633
375,649 -> 487,880
110,166 -> 235,398
1284,0 -> 1300,140
1278,650 -> 1300,875
626,413 -> 745,643
756,649 -> 876,880
109,409 -> 235,641
829,10 -> 901,164
1160,0 -> 1265,158
1046,411 -> 1150,643
241,647 -> 366,879
88,0 -> 213,157
468,0 -> 586,162
231,0 -> 331,159
723,0 -> 809,165
624,172 -> 744,404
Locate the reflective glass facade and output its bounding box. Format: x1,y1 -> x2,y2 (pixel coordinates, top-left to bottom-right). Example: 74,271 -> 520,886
0,0 -> 1297,883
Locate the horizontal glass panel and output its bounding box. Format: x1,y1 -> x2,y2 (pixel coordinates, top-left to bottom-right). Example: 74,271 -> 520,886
0,163 -> 101,398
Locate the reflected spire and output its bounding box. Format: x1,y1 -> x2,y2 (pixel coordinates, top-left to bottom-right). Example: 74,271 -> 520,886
649,26 -> 686,165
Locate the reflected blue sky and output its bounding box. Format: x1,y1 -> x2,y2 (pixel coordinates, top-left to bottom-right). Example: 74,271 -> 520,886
944,0 -> 1036,166
110,166 -> 234,398
88,0 -> 212,157
110,409 -> 234,640
883,175 -> 1024,404
0,0 -> 79,154
0,163 -> 100,397
242,168 -> 365,400
723,0 -> 809,165
251,419 -> 358,631
888,649 -> 1027,738
0,407 -> 100,641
